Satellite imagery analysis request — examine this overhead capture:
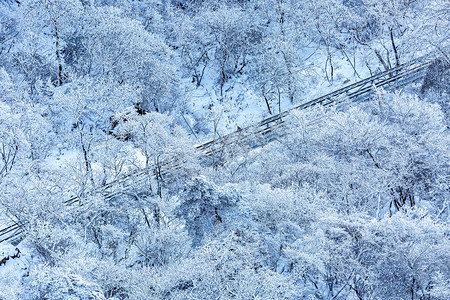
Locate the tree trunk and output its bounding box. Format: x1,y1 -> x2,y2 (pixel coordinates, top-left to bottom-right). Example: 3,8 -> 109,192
281,50 -> 294,103
264,96 -> 272,115
389,27 -> 400,67
53,20 -> 63,86
374,49 -> 390,71
155,156 -> 163,198
220,64 -> 226,96
79,125 -> 95,187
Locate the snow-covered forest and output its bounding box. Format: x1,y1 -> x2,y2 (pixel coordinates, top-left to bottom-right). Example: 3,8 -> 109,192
0,0 -> 449,299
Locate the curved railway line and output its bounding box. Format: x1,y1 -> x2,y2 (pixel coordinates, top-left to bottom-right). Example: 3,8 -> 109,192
0,55 -> 441,245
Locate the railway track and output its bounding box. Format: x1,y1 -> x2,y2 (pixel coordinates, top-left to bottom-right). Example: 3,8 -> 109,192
0,56 -> 437,245
196,56 -> 433,156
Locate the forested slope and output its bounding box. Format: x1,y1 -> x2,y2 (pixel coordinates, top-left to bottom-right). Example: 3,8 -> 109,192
0,0 -> 448,299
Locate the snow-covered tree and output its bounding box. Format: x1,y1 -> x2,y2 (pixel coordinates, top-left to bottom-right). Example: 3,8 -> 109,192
173,2 -> 263,94
0,101 -> 28,178
151,231 -> 298,299
0,1 -> 448,298
19,0 -> 83,86
22,265 -> 105,300
175,177 -> 242,246
78,6 -> 179,112
116,111 -> 199,197
364,210 -> 450,299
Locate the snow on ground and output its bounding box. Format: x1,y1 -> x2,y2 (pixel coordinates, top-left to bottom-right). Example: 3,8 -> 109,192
0,242 -> 31,298
184,48 -> 375,146
44,147 -> 79,171
183,70 -> 268,144
44,143 -> 146,177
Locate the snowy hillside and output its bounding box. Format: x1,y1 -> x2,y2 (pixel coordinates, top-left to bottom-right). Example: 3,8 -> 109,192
0,0 -> 449,299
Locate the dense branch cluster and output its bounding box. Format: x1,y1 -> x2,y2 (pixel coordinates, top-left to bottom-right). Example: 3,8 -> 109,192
0,0 -> 448,299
